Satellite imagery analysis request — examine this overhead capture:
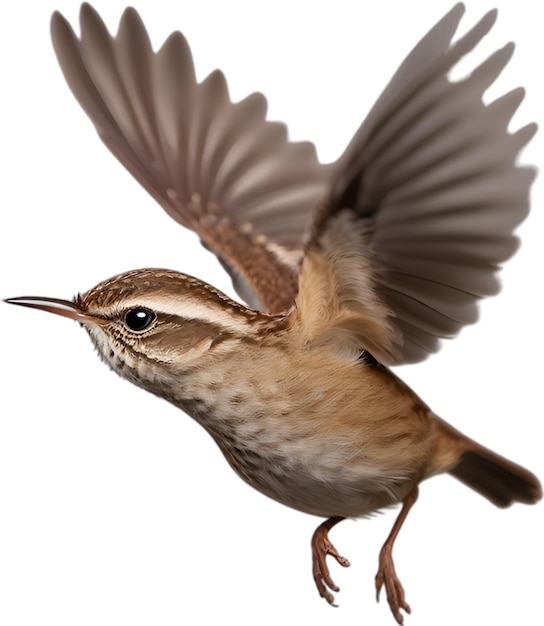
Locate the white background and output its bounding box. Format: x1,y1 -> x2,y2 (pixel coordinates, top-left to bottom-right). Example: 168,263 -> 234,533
1,1 -> 542,625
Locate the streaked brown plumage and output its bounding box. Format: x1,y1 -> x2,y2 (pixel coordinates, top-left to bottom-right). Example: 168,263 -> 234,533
5,4 -> 541,623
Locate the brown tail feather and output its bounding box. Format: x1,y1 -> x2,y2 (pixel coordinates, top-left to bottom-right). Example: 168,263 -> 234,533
449,446 -> 542,508
431,416 -> 542,508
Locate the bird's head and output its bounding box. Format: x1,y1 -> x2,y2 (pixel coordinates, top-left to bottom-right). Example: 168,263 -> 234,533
5,268 -> 276,391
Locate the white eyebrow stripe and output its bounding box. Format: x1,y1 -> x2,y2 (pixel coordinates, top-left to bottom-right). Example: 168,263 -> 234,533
130,296 -> 254,335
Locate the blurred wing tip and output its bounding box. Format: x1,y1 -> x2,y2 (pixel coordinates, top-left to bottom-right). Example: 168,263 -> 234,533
76,4 -> 159,51
294,140 -> 322,163
476,6 -> 498,32
79,2 -> 103,26
50,9 -> 72,35
118,6 -> 146,31
515,122 -> 538,149
444,3 -> 465,21
121,6 -> 142,19
240,91 -> 268,115
162,29 -> 191,52
484,7 -> 498,23
205,68 -> 229,88
502,40 -> 516,58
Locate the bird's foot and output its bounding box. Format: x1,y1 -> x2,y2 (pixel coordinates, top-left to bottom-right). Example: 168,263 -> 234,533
311,517 -> 350,606
375,545 -> 411,624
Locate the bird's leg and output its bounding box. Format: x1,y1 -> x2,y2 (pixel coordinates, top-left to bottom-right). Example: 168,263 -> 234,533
311,515 -> 350,605
375,487 -> 419,624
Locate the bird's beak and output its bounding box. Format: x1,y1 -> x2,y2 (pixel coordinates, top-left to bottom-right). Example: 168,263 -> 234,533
4,296 -> 105,326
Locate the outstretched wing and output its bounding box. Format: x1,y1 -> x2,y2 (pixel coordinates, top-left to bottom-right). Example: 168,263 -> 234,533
50,4 -> 332,313
301,4 -> 536,365
51,4 -> 536,365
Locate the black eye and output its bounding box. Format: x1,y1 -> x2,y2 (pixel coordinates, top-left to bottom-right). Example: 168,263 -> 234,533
124,308 -> 156,331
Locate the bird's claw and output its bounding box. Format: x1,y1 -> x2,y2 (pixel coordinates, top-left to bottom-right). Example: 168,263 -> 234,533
311,523 -> 350,606
375,546 -> 411,624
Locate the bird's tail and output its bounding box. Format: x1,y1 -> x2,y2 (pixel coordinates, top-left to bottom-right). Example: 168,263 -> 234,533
432,417 -> 542,508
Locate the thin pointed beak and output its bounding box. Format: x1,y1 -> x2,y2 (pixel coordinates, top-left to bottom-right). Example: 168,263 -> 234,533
4,296 -> 105,325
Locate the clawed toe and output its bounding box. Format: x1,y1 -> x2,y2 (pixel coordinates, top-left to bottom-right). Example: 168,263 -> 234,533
311,517 -> 350,606
375,547 -> 411,624
310,491 -> 417,621
373,489 -> 418,623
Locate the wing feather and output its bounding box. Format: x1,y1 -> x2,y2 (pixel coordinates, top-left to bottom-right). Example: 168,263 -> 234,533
308,4 -> 536,364
51,4 -> 536,364
50,4 -> 331,313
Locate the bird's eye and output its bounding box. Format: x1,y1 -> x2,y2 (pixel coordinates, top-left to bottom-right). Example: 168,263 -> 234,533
124,308 -> 156,331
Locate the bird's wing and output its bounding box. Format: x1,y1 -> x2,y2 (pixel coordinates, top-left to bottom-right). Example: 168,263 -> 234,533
300,4 -> 536,365
50,4 -> 332,313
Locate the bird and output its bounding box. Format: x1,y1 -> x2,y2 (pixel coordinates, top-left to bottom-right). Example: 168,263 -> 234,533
5,3 -> 541,623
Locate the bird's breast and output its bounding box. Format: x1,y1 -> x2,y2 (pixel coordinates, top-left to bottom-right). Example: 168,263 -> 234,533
168,347 -> 433,518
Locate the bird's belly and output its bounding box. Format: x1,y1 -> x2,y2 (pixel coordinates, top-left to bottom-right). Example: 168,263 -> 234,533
178,358 -> 432,518
213,427 -> 421,518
